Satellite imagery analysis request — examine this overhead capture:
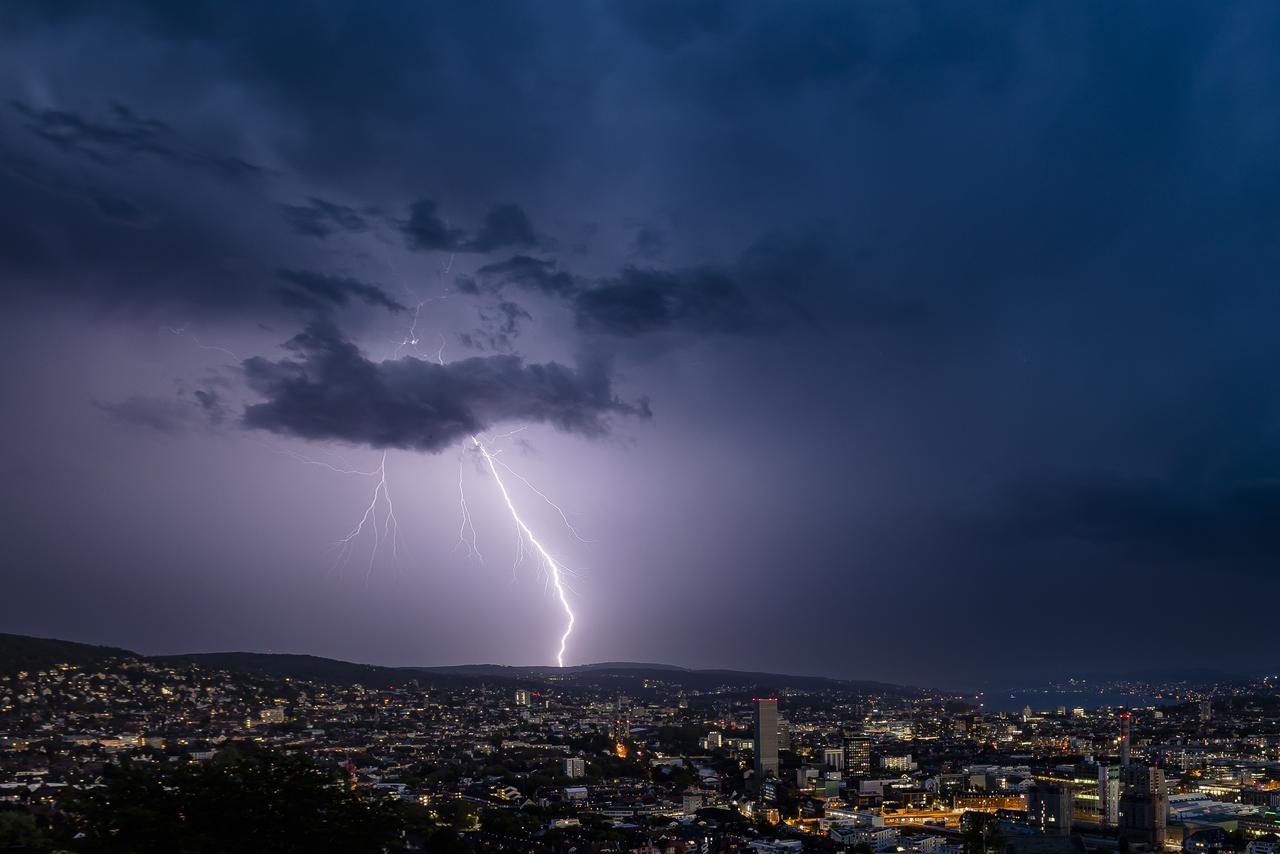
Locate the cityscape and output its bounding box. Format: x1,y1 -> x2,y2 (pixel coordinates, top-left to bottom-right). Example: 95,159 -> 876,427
2,634 -> 1280,851
3,1 -> 1280,851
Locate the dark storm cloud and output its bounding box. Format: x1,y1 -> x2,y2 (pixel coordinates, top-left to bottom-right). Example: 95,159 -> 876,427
574,267 -> 755,337
274,269 -> 406,315
279,197 -> 371,239
401,200 -> 463,252
467,204 -> 537,253
401,199 -> 537,254
472,256 -> 579,297
11,101 -> 262,181
460,300 -> 534,353
472,255 -> 763,337
471,256 -> 761,337
191,387 -> 227,424
473,236 -> 920,338
242,322 -> 648,452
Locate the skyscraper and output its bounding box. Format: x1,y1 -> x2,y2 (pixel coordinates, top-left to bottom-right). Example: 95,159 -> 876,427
1098,762 -> 1120,828
844,735 -> 872,775
754,698 -> 779,779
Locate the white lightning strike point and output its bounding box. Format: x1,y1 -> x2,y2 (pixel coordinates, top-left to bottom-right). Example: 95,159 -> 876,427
471,435 -> 575,667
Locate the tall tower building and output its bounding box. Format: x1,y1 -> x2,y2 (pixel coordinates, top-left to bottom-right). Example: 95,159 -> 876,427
1098,762 -> 1120,828
1119,713 -> 1132,766
1118,765 -> 1167,845
753,698 -> 779,779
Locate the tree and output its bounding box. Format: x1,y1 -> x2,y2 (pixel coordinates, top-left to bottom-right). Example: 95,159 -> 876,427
0,810 -> 49,849
63,749 -> 407,853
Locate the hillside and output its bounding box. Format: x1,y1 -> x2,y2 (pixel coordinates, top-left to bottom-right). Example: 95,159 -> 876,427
0,632 -> 917,695
0,632 -> 138,675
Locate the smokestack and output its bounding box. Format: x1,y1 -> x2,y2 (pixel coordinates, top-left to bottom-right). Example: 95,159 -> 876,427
1120,713 -> 1131,767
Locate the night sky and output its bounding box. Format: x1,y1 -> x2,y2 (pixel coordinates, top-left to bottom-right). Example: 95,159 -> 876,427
2,2 -> 1278,689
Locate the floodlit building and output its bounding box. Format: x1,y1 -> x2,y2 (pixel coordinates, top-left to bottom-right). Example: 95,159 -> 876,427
754,698 -> 779,779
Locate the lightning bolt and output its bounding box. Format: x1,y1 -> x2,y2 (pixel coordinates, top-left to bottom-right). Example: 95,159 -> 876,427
471,435 -> 576,667
166,325 -> 241,361
326,450 -> 404,584
392,253 -> 455,359
455,458 -> 483,563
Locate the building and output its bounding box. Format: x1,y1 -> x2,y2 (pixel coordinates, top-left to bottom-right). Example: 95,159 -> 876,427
845,735 -> 872,775
515,689 -> 531,707
754,698 -> 779,779
1028,783 -> 1073,836
259,707 -> 285,724
563,757 -> 585,779
880,752 -> 913,773
1098,763 -> 1121,827
1118,765 -> 1168,845
823,747 -> 845,770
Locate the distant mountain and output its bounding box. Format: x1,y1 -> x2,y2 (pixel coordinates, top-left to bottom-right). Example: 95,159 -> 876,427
0,632 -> 138,675
0,631 -> 917,695
415,662 -> 917,695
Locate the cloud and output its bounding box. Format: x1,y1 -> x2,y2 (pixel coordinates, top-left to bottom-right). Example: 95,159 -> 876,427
401,199 -> 464,252
401,199 -> 537,253
279,197 -> 371,239
274,269 -> 406,315
12,101 -> 262,182
241,321 -> 649,452
472,256 -> 580,297
572,267 -> 756,337
471,255 -> 759,336
467,203 -> 536,253
191,387 -> 227,424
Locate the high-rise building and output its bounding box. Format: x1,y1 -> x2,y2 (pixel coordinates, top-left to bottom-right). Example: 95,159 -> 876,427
1120,712 -> 1132,766
563,757 -> 586,779
1199,698 -> 1213,722
1098,762 -> 1121,827
754,698 -> 779,779
822,747 -> 844,769
1118,765 -> 1167,845
844,735 -> 872,775
1028,783 -> 1073,836
515,689 -> 531,707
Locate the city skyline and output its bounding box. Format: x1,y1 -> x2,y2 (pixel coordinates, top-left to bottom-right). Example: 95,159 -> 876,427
3,2 -> 1280,686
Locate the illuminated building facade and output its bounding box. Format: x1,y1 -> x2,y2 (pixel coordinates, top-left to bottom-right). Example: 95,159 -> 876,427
754,697 -> 779,779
